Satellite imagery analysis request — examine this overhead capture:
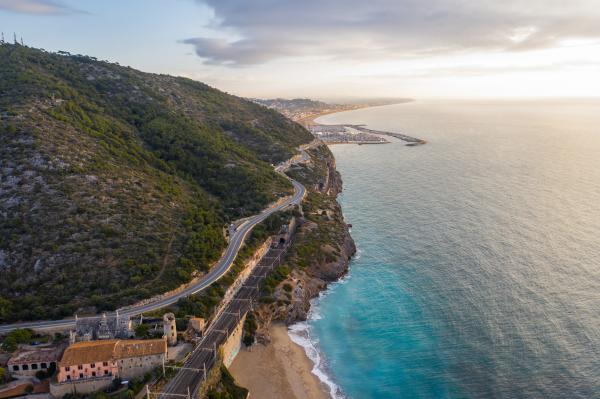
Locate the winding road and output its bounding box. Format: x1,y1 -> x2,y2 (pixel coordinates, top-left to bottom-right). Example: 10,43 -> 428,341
0,165 -> 307,335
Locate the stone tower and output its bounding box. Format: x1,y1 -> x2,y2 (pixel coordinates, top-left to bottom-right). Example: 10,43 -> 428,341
163,313 -> 177,346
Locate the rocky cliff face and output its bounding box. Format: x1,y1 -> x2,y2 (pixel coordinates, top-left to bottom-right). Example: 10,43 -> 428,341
275,230 -> 355,325
254,145 -> 356,339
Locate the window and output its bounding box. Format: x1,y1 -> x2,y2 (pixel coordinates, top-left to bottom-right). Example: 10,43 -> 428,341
41,363 -> 47,369
65,366 -> 70,372
78,365 -> 83,370
103,362 -> 108,367
91,363 -> 95,368
12,365 -> 19,371
22,365 -> 29,370
32,364 -> 38,370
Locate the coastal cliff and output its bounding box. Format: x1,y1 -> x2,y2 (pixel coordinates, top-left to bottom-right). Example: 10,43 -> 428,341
254,144 -> 356,337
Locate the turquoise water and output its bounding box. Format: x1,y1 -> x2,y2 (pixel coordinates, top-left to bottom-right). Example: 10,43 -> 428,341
292,100 -> 600,399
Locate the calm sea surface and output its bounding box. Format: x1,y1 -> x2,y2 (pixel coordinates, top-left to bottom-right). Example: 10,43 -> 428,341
290,100 -> 600,399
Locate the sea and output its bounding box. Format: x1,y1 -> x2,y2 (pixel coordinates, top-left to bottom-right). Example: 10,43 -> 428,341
288,99 -> 600,399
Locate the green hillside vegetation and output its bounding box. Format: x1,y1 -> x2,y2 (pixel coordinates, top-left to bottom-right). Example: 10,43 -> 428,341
0,44 -> 312,322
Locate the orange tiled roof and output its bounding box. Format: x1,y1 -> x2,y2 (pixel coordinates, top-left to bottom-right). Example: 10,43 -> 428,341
59,339 -> 166,366
114,339 -> 166,359
59,340 -> 116,366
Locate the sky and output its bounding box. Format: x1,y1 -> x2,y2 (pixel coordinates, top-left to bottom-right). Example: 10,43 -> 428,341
1,0 -> 600,100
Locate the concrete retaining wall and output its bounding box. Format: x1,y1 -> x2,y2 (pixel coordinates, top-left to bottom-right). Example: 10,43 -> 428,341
209,239 -> 272,325
50,376 -> 113,397
222,315 -> 246,368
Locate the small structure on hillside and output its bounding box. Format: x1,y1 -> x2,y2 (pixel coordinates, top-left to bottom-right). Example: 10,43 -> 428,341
188,317 -> 205,335
71,312 -> 133,342
163,313 -> 177,346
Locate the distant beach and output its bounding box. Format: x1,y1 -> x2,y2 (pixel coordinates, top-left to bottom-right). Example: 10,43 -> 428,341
298,99 -> 412,127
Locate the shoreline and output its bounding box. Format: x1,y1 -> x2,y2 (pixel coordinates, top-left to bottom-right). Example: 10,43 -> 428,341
299,99 -> 413,127
229,322 -> 331,399
287,274 -> 353,399
231,106 -> 365,399
298,105 -> 370,127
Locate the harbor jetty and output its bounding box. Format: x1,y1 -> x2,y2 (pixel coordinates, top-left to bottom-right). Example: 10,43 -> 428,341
309,123 -> 426,146
352,125 -> 427,145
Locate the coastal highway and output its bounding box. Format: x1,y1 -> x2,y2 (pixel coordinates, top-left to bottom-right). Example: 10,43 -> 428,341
0,172 -> 306,335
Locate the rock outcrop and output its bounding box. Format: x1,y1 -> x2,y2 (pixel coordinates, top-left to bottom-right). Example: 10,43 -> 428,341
254,145 -> 356,341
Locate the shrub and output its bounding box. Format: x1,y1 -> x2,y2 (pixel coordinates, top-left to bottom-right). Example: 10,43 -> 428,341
1,328 -> 34,352
134,324 -> 150,339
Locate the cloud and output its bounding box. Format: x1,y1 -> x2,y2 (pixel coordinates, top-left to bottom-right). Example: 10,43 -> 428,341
181,37 -> 293,65
184,0 -> 600,66
0,0 -> 81,15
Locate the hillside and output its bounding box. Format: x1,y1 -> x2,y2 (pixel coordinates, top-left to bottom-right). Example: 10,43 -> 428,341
252,98 -> 331,112
0,44 -> 312,323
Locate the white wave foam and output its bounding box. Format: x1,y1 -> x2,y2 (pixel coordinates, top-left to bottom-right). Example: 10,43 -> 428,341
308,306 -> 322,321
286,275 -> 354,399
288,321 -> 345,399
282,251 -> 361,399
353,247 -> 363,261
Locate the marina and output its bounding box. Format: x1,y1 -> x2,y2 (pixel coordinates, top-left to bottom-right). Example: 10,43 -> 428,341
308,123 -> 426,146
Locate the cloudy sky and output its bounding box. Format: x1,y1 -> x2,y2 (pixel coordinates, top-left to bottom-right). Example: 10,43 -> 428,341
1,0 -> 600,99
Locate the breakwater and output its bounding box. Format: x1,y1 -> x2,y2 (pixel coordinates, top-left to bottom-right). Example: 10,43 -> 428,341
351,125 -> 426,145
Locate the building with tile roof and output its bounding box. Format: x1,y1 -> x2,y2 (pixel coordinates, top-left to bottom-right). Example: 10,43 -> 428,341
55,339 -> 166,387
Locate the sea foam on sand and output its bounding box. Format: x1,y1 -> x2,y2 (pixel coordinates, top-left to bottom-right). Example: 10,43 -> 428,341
288,274 -> 353,399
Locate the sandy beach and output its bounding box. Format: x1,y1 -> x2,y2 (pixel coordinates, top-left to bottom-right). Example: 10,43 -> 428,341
229,323 -> 330,399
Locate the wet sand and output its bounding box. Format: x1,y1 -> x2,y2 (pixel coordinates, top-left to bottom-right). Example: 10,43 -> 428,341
229,323 -> 330,399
